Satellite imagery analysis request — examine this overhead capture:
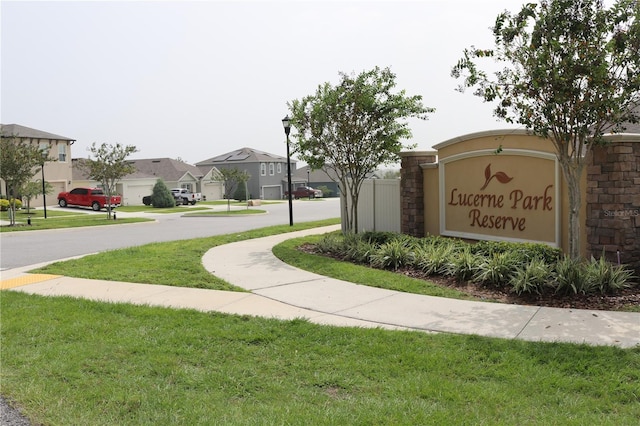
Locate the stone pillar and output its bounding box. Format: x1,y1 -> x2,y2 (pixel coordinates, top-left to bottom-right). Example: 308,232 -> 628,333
399,151 -> 437,237
586,140 -> 640,275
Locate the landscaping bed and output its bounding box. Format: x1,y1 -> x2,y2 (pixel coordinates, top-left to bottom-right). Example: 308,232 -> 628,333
299,231 -> 640,312
398,267 -> 640,311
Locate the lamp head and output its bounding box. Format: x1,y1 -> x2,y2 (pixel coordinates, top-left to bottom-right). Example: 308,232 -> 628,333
282,115 -> 291,136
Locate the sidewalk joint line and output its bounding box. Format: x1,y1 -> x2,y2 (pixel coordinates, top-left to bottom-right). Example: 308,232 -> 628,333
514,306 -> 542,339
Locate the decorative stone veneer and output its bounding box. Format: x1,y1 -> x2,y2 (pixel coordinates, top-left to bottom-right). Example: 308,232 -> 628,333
400,151 -> 436,237
586,141 -> 640,275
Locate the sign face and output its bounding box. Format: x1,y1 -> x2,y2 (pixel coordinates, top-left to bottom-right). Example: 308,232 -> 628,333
439,150 -> 559,245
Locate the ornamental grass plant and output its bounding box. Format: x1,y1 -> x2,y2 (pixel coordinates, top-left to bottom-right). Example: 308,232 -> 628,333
312,232 -> 635,297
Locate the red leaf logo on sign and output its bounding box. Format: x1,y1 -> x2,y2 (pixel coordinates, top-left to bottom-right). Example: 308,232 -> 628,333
480,164 -> 513,190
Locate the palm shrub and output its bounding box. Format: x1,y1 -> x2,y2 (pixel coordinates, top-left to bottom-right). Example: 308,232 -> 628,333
443,248 -> 482,282
510,258 -> 552,295
151,179 -> 175,208
474,252 -> 518,287
585,255 -> 635,294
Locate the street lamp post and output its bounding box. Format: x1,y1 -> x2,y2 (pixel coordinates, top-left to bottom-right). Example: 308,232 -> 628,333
41,163 -> 47,219
39,146 -> 49,219
307,168 -> 311,200
282,116 -> 293,226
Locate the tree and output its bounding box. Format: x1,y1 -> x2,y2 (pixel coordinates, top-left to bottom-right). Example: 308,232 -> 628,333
21,180 -> 53,214
451,0 -> 640,259
288,66 -> 434,233
233,182 -> 248,202
0,135 -> 49,225
214,167 -> 250,212
150,179 -> 175,208
83,142 -> 138,218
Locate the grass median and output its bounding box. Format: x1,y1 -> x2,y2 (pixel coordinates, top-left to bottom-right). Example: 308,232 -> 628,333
0,208 -> 152,232
33,219 -> 340,291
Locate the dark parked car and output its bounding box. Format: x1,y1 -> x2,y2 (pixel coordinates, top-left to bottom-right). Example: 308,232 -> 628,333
285,186 -> 323,199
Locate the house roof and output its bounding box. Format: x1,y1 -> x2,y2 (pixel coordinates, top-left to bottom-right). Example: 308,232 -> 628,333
126,158 -> 206,181
618,102 -> 640,134
0,124 -> 75,141
72,157 -> 207,182
196,147 -> 292,165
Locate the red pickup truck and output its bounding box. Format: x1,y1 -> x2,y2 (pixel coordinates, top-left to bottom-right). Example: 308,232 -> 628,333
57,187 -> 122,211
285,186 -> 323,199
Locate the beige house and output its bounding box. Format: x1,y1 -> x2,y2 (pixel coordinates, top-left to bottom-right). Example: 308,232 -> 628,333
72,157 -> 224,205
0,124 -> 75,207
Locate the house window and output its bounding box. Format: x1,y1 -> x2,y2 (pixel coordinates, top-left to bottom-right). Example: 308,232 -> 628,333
277,163 -> 282,174
269,163 -> 275,176
260,163 -> 266,176
58,144 -> 66,162
39,142 -> 49,157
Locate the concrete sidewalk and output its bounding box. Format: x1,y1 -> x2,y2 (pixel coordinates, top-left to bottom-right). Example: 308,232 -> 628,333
3,225 -> 639,347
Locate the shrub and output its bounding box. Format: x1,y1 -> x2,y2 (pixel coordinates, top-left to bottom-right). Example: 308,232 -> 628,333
0,199 -> 22,211
369,239 -> 415,271
553,256 -> 591,295
360,231 -> 399,247
233,183 -> 247,202
151,179 -> 175,208
315,233 -> 347,256
585,256 -> 635,294
471,240 -> 561,266
510,259 -> 552,295
414,243 -> 455,276
443,248 -> 482,282
473,252 -> 518,286
345,239 -> 378,264
316,185 -> 333,197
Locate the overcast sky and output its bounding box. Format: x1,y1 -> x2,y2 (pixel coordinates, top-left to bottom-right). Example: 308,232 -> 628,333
2,0 -> 524,165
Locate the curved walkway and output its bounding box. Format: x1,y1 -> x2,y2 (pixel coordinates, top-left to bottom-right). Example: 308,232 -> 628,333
3,225 -> 639,348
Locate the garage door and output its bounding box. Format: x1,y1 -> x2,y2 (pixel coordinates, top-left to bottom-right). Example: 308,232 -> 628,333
262,186 -> 281,200
124,184 -> 154,206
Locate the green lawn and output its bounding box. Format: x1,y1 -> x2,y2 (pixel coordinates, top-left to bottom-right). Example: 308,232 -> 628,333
3,219 -> 640,424
116,205 -> 211,214
2,292 -> 638,425
0,209 -> 151,232
33,219 -> 340,290
183,208 -> 266,216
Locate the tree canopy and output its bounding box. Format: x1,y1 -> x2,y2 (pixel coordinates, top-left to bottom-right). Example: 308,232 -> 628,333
213,167 -> 250,211
0,135 -> 49,225
84,142 -> 138,217
451,0 -> 639,258
289,66 -> 434,233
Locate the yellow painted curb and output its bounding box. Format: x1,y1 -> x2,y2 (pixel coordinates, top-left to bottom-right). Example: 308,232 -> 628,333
0,274 -> 62,290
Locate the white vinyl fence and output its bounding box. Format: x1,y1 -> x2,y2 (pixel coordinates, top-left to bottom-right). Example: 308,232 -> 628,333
340,179 -> 401,233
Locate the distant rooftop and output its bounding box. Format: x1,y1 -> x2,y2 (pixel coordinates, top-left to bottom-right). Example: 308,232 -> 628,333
0,124 -> 75,141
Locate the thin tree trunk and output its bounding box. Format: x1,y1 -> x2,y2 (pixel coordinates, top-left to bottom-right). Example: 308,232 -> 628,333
561,161 -> 583,260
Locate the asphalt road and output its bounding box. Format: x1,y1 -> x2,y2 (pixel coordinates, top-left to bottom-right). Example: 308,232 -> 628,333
0,199 -> 341,271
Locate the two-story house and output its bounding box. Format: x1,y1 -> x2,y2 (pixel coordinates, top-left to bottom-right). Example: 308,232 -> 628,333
196,147 -> 304,200
0,124 -> 75,207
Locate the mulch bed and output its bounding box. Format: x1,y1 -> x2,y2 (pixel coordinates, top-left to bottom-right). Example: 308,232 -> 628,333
299,244 -> 640,312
